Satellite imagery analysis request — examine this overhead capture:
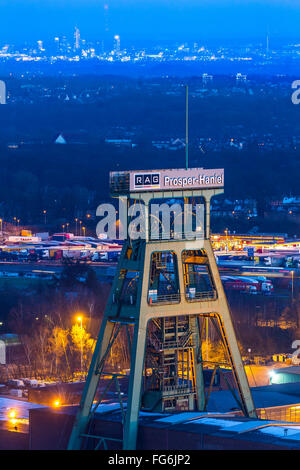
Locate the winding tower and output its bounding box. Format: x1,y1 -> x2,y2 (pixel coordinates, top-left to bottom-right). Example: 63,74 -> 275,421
68,167 -> 256,450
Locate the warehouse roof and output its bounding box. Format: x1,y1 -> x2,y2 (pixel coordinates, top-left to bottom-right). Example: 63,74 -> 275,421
206,387 -> 300,413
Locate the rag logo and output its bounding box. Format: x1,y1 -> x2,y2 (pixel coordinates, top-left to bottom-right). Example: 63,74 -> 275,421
134,173 -> 160,189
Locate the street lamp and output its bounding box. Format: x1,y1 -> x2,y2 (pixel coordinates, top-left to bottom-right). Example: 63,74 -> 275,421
82,226 -> 86,237
76,315 -> 83,378
0,219 -> 3,237
8,409 -> 17,419
75,218 -> 78,236
248,348 -> 252,362
225,228 -> 229,251
291,271 -> 294,300
43,210 -> 47,225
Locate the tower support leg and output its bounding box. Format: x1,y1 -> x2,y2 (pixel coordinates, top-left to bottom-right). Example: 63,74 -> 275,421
67,318 -> 115,449
123,317 -> 148,450
205,241 -> 256,417
191,316 -> 205,411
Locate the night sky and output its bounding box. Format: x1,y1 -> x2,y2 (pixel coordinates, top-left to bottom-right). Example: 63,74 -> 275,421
1,0 -> 300,43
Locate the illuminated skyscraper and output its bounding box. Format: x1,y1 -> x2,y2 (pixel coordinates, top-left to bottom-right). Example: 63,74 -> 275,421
60,36 -> 69,54
114,35 -> 120,55
37,40 -> 44,52
104,3 -> 109,34
74,26 -> 81,51
54,37 -> 60,55
103,3 -> 111,51
266,33 -> 270,54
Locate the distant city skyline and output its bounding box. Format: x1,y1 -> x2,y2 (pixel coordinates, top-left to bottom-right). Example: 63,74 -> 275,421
0,24 -> 298,79
1,1 -> 299,43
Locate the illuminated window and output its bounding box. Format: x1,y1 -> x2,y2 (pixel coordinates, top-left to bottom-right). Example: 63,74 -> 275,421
148,251 -> 180,304
182,250 -> 216,301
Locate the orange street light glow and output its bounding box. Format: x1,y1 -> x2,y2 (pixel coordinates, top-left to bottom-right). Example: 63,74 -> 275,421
53,400 -> 60,407
8,409 -> 16,419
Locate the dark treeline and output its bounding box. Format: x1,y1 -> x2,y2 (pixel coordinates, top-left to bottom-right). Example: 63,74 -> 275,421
0,143 -> 299,234
0,75 -> 298,233
1,74 -> 298,142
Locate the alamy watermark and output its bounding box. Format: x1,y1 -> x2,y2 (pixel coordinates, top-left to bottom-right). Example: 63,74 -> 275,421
291,80 -> 300,105
96,198 -> 205,241
292,340 -> 300,364
0,340 -> 5,365
0,81 -> 6,105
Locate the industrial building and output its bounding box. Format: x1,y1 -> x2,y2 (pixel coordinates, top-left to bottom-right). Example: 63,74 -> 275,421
270,366 -> 300,385
28,402 -> 300,450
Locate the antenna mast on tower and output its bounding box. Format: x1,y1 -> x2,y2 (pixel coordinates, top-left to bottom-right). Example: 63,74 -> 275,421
185,85 -> 189,170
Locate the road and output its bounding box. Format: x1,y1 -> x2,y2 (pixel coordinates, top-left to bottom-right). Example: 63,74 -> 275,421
0,260 -> 295,299
0,261 -> 117,279
245,363 -> 290,387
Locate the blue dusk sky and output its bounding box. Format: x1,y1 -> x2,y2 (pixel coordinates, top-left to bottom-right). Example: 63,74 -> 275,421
1,0 -> 299,43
